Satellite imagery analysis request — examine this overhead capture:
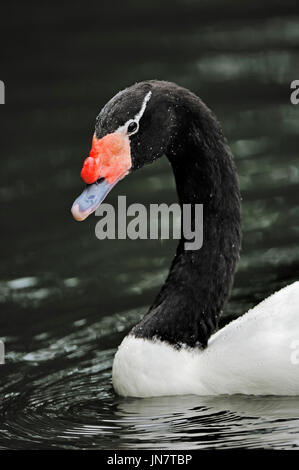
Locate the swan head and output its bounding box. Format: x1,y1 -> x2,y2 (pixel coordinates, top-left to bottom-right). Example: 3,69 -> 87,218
71,81 -> 178,221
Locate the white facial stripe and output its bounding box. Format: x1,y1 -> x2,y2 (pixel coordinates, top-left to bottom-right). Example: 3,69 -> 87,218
116,91 -> 152,134
133,91 -> 152,122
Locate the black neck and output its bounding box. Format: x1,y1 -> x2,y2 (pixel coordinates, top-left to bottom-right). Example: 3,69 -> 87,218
132,93 -> 241,348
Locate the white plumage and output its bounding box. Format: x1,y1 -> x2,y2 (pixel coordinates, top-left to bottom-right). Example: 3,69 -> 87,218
113,282 -> 299,397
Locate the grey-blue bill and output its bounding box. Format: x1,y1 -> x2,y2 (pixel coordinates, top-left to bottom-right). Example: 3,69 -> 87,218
71,178 -> 118,221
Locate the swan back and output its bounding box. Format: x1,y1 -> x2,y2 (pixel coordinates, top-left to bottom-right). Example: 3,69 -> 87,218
112,282 -> 299,397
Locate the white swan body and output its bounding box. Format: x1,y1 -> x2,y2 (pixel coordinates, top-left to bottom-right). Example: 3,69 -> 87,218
112,282 -> 299,397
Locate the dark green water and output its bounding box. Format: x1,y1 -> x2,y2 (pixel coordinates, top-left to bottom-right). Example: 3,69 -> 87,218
1,0 -> 299,450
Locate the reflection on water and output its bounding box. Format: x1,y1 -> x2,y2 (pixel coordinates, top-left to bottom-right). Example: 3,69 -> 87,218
1,0 -> 299,450
2,348 -> 299,449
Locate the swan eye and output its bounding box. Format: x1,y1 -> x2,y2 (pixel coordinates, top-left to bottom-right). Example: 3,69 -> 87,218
127,120 -> 139,135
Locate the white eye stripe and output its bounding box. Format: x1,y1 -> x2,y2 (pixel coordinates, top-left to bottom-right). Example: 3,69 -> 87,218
133,90 -> 152,122
126,120 -> 139,135
116,91 -> 152,135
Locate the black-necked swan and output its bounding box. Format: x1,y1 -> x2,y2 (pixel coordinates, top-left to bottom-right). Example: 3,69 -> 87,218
71,80 -> 299,397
